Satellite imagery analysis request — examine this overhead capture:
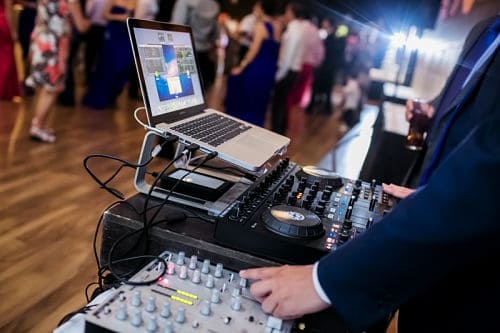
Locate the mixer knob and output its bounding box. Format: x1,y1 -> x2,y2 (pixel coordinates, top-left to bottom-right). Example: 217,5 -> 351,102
343,219 -> 353,230
305,194 -> 314,202
338,230 -> 350,244
231,296 -> 242,311
205,274 -> 215,288
131,291 -> 142,307
131,309 -> 143,327
160,302 -> 171,318
147,315 -> 158,332
345,206 -> 353,219
322,190 -> 332,200
163,321 -> 174,333
167,261 -> 175,275
287,196 -> 297,206
145,296 -> 156,313
315,205 -> 325,215
355,179 -> 362,187
179,265 -> 188,279
318,199 -> 327,206
192,269 -> 201,284
175,308 -> 186,323
188,255 -> 198,270
232,288 -> 241,297
176,252 -> 185,266
369,197 -> 377,211
214,263 -> 223,278
325,185 -> 334,191
267,316 -> 284,330
211,289 -> 221,303
116,304 -> 128,321
201,259 -> 211,274
367,217 -> 374,228
239,278 -> 248,288
311,184 -> 319,192
200,300 -> 212,316
302,201 -> 311,210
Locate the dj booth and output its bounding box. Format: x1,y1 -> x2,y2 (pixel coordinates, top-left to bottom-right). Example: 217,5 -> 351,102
98,194 -> 354,333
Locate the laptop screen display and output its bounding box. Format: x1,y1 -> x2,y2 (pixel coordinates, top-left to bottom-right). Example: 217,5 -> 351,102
133,27 -> 205,117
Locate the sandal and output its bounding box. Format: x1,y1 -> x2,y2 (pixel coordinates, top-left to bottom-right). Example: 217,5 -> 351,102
30,126 -> 56,143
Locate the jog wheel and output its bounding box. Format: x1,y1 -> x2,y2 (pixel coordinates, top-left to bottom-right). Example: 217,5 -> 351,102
262,205 -> 325,239
296,166 -> 344,189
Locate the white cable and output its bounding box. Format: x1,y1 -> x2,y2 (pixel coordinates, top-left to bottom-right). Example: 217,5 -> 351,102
133,106 -> 168,136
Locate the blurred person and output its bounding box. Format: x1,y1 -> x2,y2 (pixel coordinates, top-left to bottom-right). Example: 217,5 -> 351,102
237,3 -> 257,61
84,0 -> 108,83
270,1 -> 309,134
17,0 -> 37,94
58,0 -> 89,106
171,0 -> 220,89
26,0 -> 89,143
82,0 -> 136,109
307,16 -> 346,115
340,69 -> 362,128
0,0 -> 20,100
155,0 -> 174,22
224,0 -> 281,127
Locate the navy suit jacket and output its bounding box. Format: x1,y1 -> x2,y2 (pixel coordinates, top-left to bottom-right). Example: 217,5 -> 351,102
318,101 -> 500,332
406,16 -> 500,187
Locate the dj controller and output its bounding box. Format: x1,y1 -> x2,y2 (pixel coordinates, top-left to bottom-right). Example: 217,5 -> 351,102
85,250 -> 293,333
214,158 -> 394,264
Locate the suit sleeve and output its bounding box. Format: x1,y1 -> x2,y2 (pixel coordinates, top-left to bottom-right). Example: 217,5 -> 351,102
317,108 -> 500,332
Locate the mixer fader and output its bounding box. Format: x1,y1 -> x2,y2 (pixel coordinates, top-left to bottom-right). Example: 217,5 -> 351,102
85,250 -> 293,333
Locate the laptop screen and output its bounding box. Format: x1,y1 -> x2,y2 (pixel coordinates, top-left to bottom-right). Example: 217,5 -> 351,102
132,26 -> 205,118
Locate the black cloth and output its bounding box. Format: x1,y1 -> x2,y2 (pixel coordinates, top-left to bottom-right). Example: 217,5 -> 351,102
271,70 -> 299,134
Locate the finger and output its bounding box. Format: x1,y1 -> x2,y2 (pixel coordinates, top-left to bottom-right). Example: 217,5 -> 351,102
250,279 -> 274,299
261,293 -> 278,314
240,266 -> 278,280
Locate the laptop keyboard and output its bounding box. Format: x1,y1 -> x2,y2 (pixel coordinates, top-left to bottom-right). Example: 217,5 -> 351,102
172,113 -> 251,147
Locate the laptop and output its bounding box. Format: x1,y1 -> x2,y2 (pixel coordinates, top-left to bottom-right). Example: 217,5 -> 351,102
127,18 -> 290,172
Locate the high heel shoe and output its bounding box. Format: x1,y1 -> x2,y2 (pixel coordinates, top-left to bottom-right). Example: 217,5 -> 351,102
30,126 -> 56,143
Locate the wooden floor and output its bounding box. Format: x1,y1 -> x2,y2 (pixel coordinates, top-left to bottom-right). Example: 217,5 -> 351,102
0,79 -> 345,332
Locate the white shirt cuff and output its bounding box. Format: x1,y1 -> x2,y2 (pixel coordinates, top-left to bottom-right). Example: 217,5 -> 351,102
312,261 -> 332,305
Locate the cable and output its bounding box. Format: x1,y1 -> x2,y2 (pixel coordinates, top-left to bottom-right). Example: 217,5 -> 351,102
134,106 -> 169,137
83,135 -> 178,199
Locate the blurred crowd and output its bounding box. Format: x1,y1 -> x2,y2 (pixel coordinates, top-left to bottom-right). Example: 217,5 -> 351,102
0,0 -> 391,143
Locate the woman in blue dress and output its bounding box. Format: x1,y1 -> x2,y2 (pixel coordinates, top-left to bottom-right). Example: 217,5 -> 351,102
82,0 -> 135,109
224,0 -> 282,127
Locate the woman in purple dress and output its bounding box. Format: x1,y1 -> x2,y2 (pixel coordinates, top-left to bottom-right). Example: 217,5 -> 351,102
224,0 -> 282,127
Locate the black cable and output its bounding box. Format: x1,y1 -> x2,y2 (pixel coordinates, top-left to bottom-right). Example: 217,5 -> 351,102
83,135 -> 177,199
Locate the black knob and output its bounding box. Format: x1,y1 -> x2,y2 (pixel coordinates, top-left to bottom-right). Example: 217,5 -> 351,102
322,190 -> 332,200
287,196 -> 297,205
338,230 -> 350,244
315,205 -> 325,215
366,217 -> 374,228
345,206 -> 353,219
305,194 -> 314,202
343,218 -> 353,230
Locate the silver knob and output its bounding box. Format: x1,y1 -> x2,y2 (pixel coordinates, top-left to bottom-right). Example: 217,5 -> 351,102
192,269 -> 201,284
200,299 -> 211,316
160,302 -> 171,318
188,255 -> 198,269
116,303 -> 128,321
176,251 -> 185,266
163,321 -> 174,333
131,291 -> 142,307
179,265 -> 187,279
147,315 -> 158,332
231,296 -> 241,311
201,259 -> 210,274
239,278 -> 248,288
205,274 -> 214,288
232,288 -> 241,297
167,261 -> 175,275
214,263 -> 223,278
131,309 -> 143,327
145,296 -> 156,313
210,289 -> 220,303
175,307 -> 186,323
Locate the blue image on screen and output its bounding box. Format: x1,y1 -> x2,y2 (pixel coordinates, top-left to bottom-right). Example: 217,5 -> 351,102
155,73 -> 194,101
155,44 -> 195,101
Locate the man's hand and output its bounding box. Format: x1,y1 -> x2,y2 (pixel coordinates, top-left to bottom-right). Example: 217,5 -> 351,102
405,99 -> 435,122
383,183 -> 416,199
240,265 -> 329,319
